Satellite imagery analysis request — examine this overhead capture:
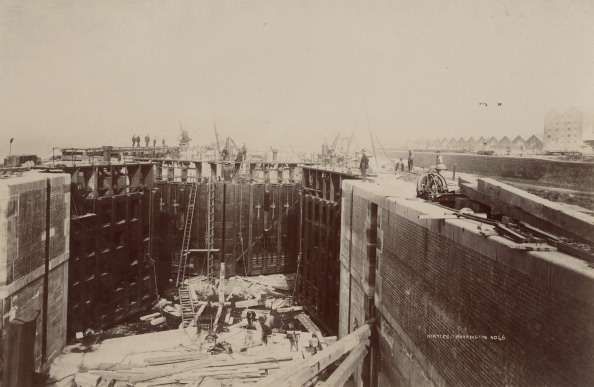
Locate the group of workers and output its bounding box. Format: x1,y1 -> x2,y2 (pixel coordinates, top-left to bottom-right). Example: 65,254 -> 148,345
242,309 -> 274,349
131,135 -> 165,148
393,149 -> 414,173
239,310 -> 323,355
359,149 -> 415,176
360,149 -> 447,176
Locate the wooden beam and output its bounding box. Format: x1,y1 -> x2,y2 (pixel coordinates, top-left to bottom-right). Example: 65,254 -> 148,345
256,324 -> 371,387
477,178 -> 594,244
295,313 -> 323,338
317,340 -> 368,387
213,264 -> 225,328
192,302 -> 208,327
460,179 -> 590,243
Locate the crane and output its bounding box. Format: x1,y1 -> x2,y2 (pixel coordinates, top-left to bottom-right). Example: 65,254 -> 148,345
345,132 -> 355,155
330,133 -> 341,151
368,130 -> 379,171
214,123 -> 222,159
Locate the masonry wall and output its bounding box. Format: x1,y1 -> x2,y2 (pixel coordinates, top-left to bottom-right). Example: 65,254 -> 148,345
340,179 -> 594,387
388,150 -> 594,191
0,172 -> 70,372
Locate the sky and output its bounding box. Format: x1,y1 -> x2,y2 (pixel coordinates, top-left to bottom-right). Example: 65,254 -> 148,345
1,0 -> 593,157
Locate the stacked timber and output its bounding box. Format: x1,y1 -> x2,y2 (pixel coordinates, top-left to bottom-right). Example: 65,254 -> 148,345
71,325 -> 370,387
74,353 -> 294,386
256,324 -> 371,387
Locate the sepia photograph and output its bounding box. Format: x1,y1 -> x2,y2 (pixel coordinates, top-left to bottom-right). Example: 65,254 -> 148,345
0,1 -> 593,386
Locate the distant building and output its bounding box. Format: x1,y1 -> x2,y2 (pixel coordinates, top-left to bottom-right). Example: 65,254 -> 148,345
446,137 -> 458,150
497,136 -> 512,154
485,136 -> 499,150
427,138 -> 440,150
511,135 -> 526,154
465,137 -> 477,152
544,109 -> 584,152
3,154 -> 39,167
475,136 -> 487,151
525,135 -> 544,154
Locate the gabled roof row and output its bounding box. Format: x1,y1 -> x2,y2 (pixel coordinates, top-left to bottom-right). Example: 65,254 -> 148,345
410,135 -> 544,150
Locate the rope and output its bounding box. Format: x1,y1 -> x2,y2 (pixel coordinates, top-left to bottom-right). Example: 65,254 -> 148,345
292,188 -> 303,302
147,188 -> 160,300
239,185 -> 247,276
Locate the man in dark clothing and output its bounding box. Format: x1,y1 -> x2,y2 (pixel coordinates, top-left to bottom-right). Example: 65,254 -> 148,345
360,149 -> 369,177
246,311 -> 257,329
234,146 -> 245,175
408,150 -> 414,172
307,333 -> 323,355
286,322 -> 299,352
259,316 -> 271,345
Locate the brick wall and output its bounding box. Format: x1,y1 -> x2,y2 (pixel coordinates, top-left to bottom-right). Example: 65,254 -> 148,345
340,179 -> 594,387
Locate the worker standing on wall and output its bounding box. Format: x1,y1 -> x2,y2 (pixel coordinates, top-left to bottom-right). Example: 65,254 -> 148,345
359,149 -> 369,177
435,151 -> 447,174
234,144 -> 245,175
408,149 -> 414,172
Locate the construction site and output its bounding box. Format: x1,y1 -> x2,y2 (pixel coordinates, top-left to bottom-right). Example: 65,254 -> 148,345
0,134 -> 593,387
2,1 -> 594,385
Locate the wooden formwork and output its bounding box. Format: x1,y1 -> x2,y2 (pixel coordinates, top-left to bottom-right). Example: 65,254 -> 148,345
158,181 -> 300,279
66,163 -> 159,339
296,167 -> 359,336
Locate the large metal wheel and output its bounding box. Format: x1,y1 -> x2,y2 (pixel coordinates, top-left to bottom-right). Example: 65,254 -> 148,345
416,171 -> 448,199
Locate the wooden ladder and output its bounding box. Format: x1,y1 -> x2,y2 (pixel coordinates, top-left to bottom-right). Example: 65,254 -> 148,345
206,180 -> 216,283
178,284 -> 195,328
176,183 -> 198,287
